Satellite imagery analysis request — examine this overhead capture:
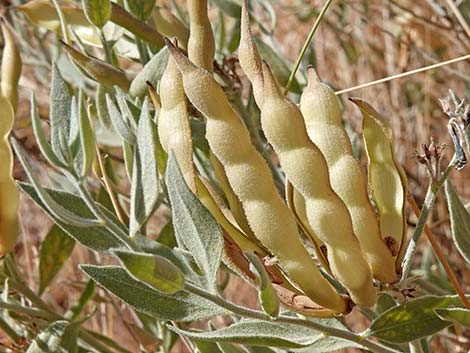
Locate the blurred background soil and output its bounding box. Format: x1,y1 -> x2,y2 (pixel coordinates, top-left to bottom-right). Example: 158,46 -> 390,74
2,0 -> 470,352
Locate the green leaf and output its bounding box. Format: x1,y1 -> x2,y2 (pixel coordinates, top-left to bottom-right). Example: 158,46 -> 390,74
30,94 -> 64,168
81,265 -> 224,321
195,340 -> 224,353
254,38 -> 301,94
114,250 -> 184,294
211,0 -> 241,18
106,94 -> 136,145
245,253 -> 279,317
129,46 -> 169,97
81,0 -> 111,28
39,225 -> 76,294
27,319 -> 83,353
50,64 -> 73,165
18,182 -> 127,252
168,320 -> 324,348
292,336 -> 361,353
65,279 -> 95,321
445,181 -> 470,264
129,99 -> 159,236
366,295 -> 468,343
96,85 -> 113,129
78,92 -> 96,177
157,221 -> 177,248
166,154 -> 223,290
13,142 -> 100,228
435,308 -> 470,327
126,0 -> 155,20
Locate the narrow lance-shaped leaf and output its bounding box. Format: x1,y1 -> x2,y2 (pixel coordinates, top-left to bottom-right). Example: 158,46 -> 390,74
129,98 -> 159,236
81,0 -> 111,28
39,225 -> 76,294
81,265 -> 224,321
165,154 -> 223,291
444,180 -> 470,264
12,141 -> 101,228
168,320 -> 324,349
78,94 -> 96,178
50,64 -> 73,165
30,94 -> 64,168
366,295 -> 468,343
129,46 -> 169,98
126,0 -> 155,20
245,252 -> 279,317
435,308 -> 470,327
106,94 -> 136,145
114,250 -> 184,294
350,98 -> 407,268
18,182 -> 127,252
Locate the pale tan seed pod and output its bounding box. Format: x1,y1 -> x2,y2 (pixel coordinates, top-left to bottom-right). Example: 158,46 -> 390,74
153,55 -> 314,306
158,54 -> 197,192
0,96 -> 19,255
167,40 -> 349,313
1,19 -> 22,112
261,62 -> 376,307
238,0 -> 264,107
187,0 -> 215,72
300,68 -> 398,283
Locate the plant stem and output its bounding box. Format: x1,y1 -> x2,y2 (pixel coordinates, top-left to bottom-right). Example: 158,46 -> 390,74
407,194 -> 470,308
184,283 -> 400,353
99,29 -> 113,65
400,160 -> 456,282
283,0 -> 334,95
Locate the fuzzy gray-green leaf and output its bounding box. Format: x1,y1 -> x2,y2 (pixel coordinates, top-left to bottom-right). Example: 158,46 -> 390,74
366,295 -> 468,343
129,99 -> 159,236
129,46 -> 169,97
168,320 -> 322,348
115,250 -> 184,294
81,265 -> 224,321
78,92 -> 96,177
81,0 -> 111,28
106,94 -> 136,145
18,182 -> 127,252
434,308 -> 470,327
445,180 -> 470,264
50,64 -> 73,165
166,154 -> 223,290
39,225 -> 76,294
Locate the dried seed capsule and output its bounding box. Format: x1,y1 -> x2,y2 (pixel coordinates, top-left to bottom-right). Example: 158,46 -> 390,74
0,96 -> 19,255
300,68 -> 398,283
61,41 -> 131,91
261,62 -> 376,307
187,0 -> 215,72
167,41 -> 349,313
350,98 -> 408,272
1,19 -> 22,112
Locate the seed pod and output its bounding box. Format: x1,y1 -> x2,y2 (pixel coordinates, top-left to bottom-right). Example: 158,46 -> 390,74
158,53 -> 197,192
1,19 -> 22,112
350,98 -> 408,272
167,40 -> 349,313
61,41 -> 131,91
152,6 -> 189,49
187,0 -> 215,72
300,68 -> 398,283
285,182 -> 330,272
261,62 -> 376,307
0,96 -> 19,255
154,59 -> 305,303
238,0 -> 264,107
